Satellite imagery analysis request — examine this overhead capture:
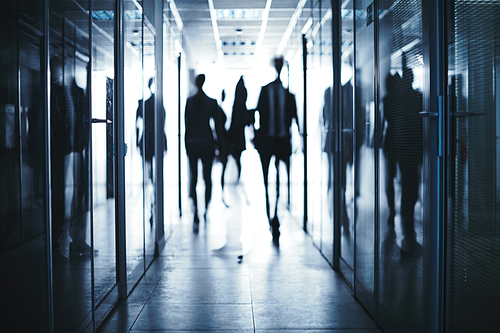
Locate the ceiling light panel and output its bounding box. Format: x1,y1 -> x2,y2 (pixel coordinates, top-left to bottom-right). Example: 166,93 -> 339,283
214,0 -> 267,9
216,9 -> 263,20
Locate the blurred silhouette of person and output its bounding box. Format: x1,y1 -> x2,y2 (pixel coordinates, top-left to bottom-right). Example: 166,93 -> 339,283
50,56 -> 74,259
216,90 -> 229,205
382,72 -> 402,227
382,67 -> 422,252
224,76 -> 252,185
341,80 -> 354,238
185,74 -> 226,224
399,67 -> 422,252
136,77 -> 167,226
69,68 -> 91,256
254,57 -> 298,237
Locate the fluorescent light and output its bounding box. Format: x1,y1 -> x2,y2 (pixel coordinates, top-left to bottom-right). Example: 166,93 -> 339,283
216,9 -> 263,20
254,0 -> 272,59
276,0 -> 307,56
301,18 -> 312,34
169,0 -> 184,31
208,0 -> 224,63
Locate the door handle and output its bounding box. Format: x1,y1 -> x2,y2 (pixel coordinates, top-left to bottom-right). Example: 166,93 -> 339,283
91,118 -> 112,124
419,111 -> 439,118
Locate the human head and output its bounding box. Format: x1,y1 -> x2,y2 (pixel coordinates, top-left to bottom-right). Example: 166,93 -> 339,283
195,74 -> 205,90
273,57 -> 284,75
234,76 -> 247,105
403,67 -> 414,86
148,77 -> 155,93
50,56 -> 64,85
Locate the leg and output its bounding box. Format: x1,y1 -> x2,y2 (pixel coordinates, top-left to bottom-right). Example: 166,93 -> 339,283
401,159 -> 419,240
221,157 -> 227,189
275,158 -> 280,201
285,155 -> 291,209
385,153 -> 397,225
188,154 -> 199,220
259,150 -> 272,220
201,150 -> 214,215
235,151 -> 242,180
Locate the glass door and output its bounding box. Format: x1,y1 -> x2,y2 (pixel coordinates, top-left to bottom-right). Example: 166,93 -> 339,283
354,0 -> 377,316
445,1 -> 500,331
377,0 -> 424,331
91,0 -> 117,324
340,0 -> 355,287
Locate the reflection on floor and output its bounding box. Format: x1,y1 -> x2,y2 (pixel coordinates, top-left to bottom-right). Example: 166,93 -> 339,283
103,150 -> 381,332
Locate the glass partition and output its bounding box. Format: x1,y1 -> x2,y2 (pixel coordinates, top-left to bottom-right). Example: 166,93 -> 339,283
354,0 -> 376,314
91,0 -> 117,323
49,0 -> 93,330
340,0 -> 355,286
143,0 -> 157,269
445,1 -> 500,331
378,0 -> 424,330
124,0 -> 146,290
1,0 -> 50,331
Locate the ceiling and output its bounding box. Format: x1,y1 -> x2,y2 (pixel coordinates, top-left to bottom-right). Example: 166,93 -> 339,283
172,0 -> 312,69
49,0 -> 317,71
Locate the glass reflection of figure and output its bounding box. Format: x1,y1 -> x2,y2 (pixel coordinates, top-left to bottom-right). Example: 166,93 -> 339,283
136,78 -> 167,227
341,80 -> 354,238
50,56 -> 74,260
323,86 -> 334,215
68,65 -> 91,256
382,67 -> 422,253
382,72 -> 401,228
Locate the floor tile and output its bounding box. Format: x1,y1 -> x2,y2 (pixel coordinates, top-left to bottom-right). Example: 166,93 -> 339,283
131,304 -> 254,331
253,301 -> 377,330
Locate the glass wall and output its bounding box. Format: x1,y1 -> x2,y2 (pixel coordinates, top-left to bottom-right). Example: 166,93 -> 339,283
124,0 -> 146,291
164,0 -> 181,233
0,0 -> 173,331
354,0 -> 376,314
91,0 -> 117,325
340,0 -> 355,286
445,1 -> 500,331
0,0 -> 49,331
49,0 -> 94,330
378,0 -> 424,330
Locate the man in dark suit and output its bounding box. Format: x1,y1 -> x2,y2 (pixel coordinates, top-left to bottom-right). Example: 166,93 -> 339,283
185,74 -> 226,225
254,57 -> 298,237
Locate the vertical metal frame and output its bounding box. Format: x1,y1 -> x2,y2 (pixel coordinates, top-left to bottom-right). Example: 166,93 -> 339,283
302,33 -> 308,232
154,0 -> 164,252
332,0 -> 341,271
352,0 -> 358,295
114,0 -> 127,299
178,53 -> 182,215
422,0 -> 446,331
43,0 -> 54,331
373,0 -> 380,320
88,0 -> 97,329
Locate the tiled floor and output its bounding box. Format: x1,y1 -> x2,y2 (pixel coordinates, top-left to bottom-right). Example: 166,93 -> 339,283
103,162 -> 381,332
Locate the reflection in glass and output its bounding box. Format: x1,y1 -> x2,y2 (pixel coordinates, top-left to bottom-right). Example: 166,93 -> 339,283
445,1 -> 500,331
49,1 -> 93,330
378,0 -> 424,330
142,17 -> 159,266
92,0 -> 116,322
340,0 -> 355,285
355,0 -> 376,299
125,2 -> 145,290
1,1 -> 49,330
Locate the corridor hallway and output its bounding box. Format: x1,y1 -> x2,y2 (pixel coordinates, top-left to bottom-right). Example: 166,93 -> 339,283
103,151 -> 381,332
